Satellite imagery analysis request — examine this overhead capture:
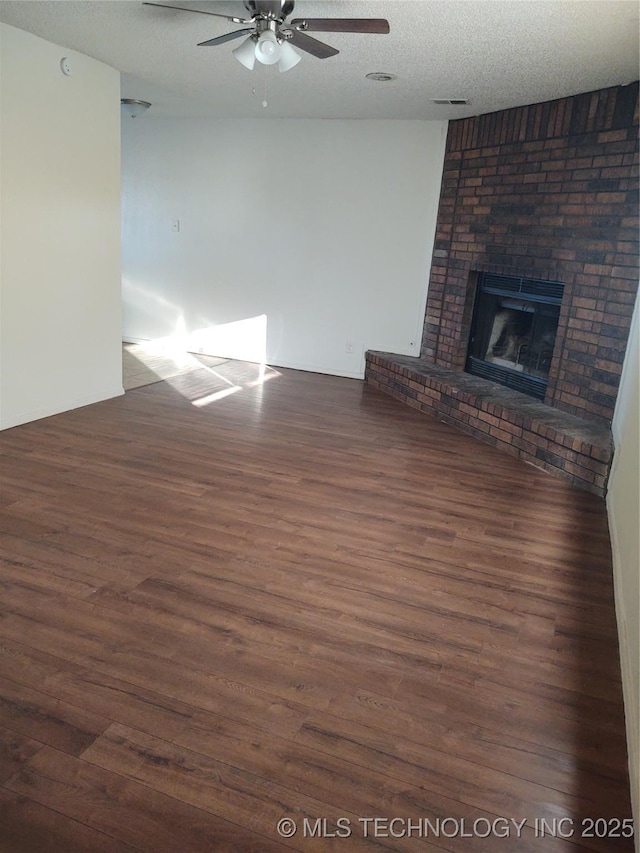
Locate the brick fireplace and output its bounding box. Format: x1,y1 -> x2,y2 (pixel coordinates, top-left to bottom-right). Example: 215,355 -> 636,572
366,83 -> 639,496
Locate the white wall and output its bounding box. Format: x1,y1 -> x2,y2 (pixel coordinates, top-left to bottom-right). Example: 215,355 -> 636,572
0,24 -> 122,430
607,289 -> 640,839
121,118 -> 447,378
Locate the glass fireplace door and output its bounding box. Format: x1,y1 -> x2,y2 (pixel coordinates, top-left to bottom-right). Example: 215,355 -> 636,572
466,274 -> 564,400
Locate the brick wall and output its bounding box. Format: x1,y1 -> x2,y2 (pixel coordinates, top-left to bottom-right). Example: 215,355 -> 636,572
422,83 -> 639,426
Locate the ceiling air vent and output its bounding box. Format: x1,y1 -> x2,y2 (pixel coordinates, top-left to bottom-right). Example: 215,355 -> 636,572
365,72 -> 397,82
431,98 -> 470,105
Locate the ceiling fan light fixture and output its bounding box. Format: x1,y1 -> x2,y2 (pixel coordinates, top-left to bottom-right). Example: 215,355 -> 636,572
278,40 -> 301,72
145,2 -> 389,74
255,30 -> 281,65
232,35 -> 257,69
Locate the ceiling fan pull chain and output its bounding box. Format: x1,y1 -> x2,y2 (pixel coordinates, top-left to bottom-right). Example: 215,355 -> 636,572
262,66 -> 268,108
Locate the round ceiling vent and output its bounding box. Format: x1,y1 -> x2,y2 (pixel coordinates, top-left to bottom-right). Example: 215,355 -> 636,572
365,72 -> 397,82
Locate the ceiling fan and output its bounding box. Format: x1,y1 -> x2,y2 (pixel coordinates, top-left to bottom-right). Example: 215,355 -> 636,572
143,0 -> 390,72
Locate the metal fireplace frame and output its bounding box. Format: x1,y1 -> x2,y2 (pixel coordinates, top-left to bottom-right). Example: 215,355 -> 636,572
465,273 -> 565,400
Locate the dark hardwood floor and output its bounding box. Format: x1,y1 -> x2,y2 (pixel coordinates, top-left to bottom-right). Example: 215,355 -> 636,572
0,361 -> 633,851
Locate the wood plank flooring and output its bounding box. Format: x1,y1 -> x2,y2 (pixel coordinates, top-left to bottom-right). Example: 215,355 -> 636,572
0,361 -> 633,851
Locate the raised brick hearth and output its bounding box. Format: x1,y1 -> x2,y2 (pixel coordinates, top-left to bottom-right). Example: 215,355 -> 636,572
366,352 -> 612,495
365,83 -> 638,496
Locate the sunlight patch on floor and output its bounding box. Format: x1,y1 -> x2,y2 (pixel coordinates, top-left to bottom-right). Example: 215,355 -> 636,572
123,327 -> 280,407
122,341 -> 228,391
189,363 -> 281,408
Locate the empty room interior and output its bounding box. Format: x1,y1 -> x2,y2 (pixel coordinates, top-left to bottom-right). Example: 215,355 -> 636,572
0,1 -> 639,850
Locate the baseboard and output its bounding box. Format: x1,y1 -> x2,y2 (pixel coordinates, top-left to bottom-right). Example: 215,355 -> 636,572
122,341 -> 366,381
0,384 -> 125,431
268,357 -> 365,381
607,490 -> 640,848
122,336 -> 149,345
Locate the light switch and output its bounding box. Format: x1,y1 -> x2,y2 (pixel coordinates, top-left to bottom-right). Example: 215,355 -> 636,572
171,219 -> 180,232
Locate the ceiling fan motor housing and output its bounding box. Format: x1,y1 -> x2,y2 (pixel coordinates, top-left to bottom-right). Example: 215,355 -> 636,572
244,0 -> 294,21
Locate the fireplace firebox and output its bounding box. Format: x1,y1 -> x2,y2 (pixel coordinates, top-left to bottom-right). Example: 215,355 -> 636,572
465,273 -> 564,400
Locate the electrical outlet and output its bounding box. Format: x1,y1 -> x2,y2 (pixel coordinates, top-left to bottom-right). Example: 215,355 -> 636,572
345,340 -> 354,354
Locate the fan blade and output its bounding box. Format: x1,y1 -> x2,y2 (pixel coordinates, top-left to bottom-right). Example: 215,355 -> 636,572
143,2 -> 248,23
198,28 -> 253,46
291,18 -> 389,34
287,30 -> 338,59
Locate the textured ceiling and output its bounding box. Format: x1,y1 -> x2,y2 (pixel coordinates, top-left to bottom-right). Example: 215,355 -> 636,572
0,0 -> 638,119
